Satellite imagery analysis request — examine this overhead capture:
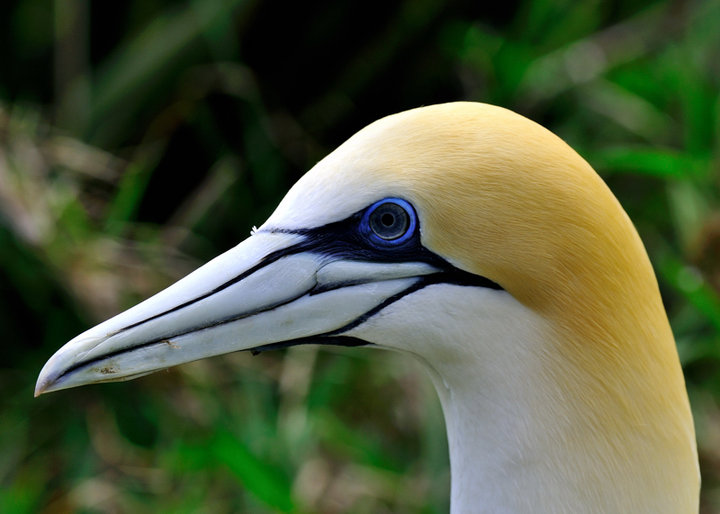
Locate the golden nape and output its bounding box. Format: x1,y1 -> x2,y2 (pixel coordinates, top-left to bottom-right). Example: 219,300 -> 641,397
37,102 -> 699,513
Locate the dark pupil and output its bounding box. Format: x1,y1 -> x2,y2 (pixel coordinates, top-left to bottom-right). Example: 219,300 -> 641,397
370,203 -> 409,240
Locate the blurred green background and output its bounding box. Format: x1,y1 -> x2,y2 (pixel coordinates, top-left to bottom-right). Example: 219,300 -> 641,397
1,0 -> 719,512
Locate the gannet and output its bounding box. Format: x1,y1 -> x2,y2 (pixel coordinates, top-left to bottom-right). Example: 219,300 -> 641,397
36,102 -> 699,513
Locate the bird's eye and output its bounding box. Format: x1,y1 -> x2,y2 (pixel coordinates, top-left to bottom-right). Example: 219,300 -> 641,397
370,203 -> 409,239
361,198 -> 416,245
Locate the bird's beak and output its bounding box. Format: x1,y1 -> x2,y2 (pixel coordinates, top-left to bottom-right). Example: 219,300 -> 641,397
35,231 -> 438,396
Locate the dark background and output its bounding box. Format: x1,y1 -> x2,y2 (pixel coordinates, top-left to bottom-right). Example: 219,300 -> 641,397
1,0 -> 719,512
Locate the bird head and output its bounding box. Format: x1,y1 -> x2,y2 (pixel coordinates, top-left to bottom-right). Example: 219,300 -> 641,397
35,102 -> 672,393
35,102 -> 699,510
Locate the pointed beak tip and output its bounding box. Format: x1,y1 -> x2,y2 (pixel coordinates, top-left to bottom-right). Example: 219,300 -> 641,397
34,362 -> 61,396
34,379 -> 50,397
35,355 -> 66,397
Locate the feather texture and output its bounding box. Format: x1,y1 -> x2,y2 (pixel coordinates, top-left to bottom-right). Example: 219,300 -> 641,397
268,102 -> 699,512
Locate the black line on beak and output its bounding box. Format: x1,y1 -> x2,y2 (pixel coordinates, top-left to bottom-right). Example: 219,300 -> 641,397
60,206 -> 503,383
110,205 -> 503,340
114,240 -> 311,337
250,268 -> 502,355
250,335 -> 370,355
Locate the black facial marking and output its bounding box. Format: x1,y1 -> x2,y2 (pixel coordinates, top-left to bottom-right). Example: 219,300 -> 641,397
55,200 -> 504,383
250,335 -> 368,355
119,201 -> 502,342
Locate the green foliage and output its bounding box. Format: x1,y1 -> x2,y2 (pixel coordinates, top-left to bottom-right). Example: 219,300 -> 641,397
1,0 -> 719,512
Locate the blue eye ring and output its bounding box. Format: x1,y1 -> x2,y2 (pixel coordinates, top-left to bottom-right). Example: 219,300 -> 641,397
360,198 -> 417,246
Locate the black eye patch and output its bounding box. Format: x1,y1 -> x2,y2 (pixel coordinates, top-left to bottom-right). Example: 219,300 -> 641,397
260,198 -> 502,291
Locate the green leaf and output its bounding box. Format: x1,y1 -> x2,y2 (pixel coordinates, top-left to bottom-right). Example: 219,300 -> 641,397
591,147 -> 709,179
661,257 -> 720,332
103,141 -> 166,234
211,430 -> 295,513
316,410 -> 403,472
87,0 -> 248,145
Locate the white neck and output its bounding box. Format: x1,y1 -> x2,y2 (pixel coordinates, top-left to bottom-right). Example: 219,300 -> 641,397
432,367 -> 587,513
423,289 -> 587,513
349,284 -> 697,513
